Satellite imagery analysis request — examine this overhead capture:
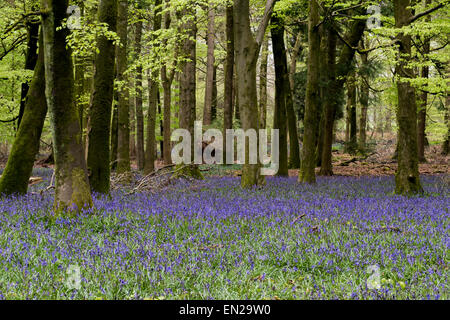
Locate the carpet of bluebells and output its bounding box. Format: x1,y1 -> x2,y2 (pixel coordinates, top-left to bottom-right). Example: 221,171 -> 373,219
0,167 -> 448,300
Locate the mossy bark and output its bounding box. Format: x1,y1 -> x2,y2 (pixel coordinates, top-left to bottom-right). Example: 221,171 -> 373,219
320,17 -> 365,173
358,43 -> 369,153
116,0 -> 130,174
87,0 -> 117,193
134,18 -> 145,171
259,37 -> 268,130
18,21 -> 39,129
393,0 -> 423,194
223,4 -> 234,152
144,1 -> 162,174
203,5 -> 215,126
41,0 -> 93,211
0,32 -> 46,196
319,28 -> 337,176
271,17 -> 288,176
299,0 -> 320,184
178,6 -> 202,179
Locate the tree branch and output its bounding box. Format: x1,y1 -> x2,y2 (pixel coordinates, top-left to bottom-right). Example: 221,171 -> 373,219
255,0 -> 276,49
408,1 -> 448,24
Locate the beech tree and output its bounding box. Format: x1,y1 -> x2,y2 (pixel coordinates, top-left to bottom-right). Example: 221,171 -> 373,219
40,0 -> 92,211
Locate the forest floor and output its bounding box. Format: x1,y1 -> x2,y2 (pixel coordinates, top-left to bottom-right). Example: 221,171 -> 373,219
0,138 -> 448,300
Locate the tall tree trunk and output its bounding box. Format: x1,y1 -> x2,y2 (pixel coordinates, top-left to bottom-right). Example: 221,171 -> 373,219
160,0 -> 173,166
320,16 -> 366,174
111,100 -> 118,169
299,0 -> 320,183
234,0 -> 275,187
212,64 -> 217,121
178,6 -> 202,178
41,0 -> 92,211
87,0 -> 117,193
417,0 -> 431,163
18,21 -> 39,129
318,28 -> 337,176
271,16 -> 288,176
359,48 -> 369,153
134,18 -> 145,170
442,89 -> 450,155
223,4 -> 234,152
259,37 -> 268,129
145,0 -> 162,173
116,0 -> 130,173
393,0 -> 423,194
345,75 -> 358,154
203,5 -> 215,125
0,32 -> 46,196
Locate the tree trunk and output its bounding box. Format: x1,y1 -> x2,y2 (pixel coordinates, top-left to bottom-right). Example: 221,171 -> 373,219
259,37 -> 268,129
271,17 -> 288,176
0,32 -> 46,196
160,0 -> 173,165
320,16 -> 366,173
393,0 -> 423,194
134,18 -> 145,170
18,21 -> 39,129
203,5 -> 215,126
234,0 -> 275,187
178,6 -> 202,178
318,28 -> 337,176
299,0 -> 320,184
345,75 -> 358,154
87,0 -> 117,193
145,0 -> 162,173
359,49 -> 369,153
116,0 -> 130,173
41,0 -> 92,211
223,4 -> 234,152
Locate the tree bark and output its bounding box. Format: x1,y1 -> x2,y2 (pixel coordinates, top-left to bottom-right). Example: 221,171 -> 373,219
234,0 -> 275,187
18,21 -> 39,129
145,0 -> 162,173
41,0 -> 93,211
299,0 -> 320,183
359,47 -> 369,153
0,32 -> 46,196
223,4 -> 234,152
394,0 -> 423,194
87,0 -> 117,193
259,37 -> 268,130
318,28 -> 337,176
271,17 -> 288,176
116,0 -> 130,174
134,18 -> 145,170
203,5 -> 215,126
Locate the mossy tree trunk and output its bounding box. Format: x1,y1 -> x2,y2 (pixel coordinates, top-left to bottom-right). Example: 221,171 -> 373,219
271,15 -> 288,176
234,0 -> 275,187
87,0 -> 117,193
320,16 -> 365,174
134,16 -> 145,171
358,42 -> 369,153
393,0 -> 423,194
41,0 -> 93,211
18,21 -> 39,129
144,1 -> 162,173
0,32 -> 46,196
178,5 -> 202,179
160,0 -> 173,166
299,0 -> 320,184
318,27 -> 337,176
259,37 -> 268,130
116,0 -> 130,174
203,5 -> 215,126
223,4 -> 234,153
